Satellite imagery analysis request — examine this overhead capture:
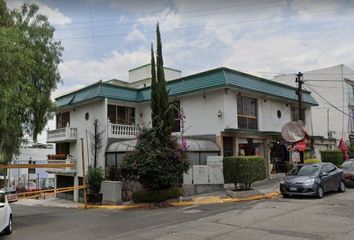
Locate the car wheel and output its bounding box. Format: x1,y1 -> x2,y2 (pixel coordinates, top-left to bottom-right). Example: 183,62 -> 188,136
347,180 -> 354,188
316,186 -> 324,198
4,216 -> 12,235
339,181 -> 346,192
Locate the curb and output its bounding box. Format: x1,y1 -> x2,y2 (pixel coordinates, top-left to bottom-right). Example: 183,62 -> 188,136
79,191 -> 281,210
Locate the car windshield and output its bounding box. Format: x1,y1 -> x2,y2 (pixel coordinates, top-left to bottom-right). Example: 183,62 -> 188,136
288,166 -> 303,175
341,161 -> 353,170
295,165 -> 320,177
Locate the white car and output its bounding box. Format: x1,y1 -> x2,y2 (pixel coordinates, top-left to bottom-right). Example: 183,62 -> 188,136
0,190 -> 12,235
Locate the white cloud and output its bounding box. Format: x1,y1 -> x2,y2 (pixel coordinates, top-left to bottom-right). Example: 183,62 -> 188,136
59,49 -> 150,86
6,0 -> 72,25
125,24 -> 146,42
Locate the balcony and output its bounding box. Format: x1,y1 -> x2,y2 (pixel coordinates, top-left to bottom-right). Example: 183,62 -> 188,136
107,121 -> 139,139
47,124 -> 78,143
46,156 -> 77,174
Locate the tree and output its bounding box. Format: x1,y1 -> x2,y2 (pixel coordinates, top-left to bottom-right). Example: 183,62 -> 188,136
0,1 -> 62,163
90,119 -> 105,169
155,23 -> 174,136
150,44 -> 160,128
122,24 -> 190,191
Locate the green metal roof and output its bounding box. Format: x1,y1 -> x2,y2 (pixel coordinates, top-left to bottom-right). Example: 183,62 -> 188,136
55,67 -> 318,108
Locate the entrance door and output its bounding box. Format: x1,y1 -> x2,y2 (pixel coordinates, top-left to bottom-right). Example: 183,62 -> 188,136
223,137 -> 234,157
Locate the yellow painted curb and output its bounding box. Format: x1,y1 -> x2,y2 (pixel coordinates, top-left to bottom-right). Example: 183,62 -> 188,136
79,192 -> 281,210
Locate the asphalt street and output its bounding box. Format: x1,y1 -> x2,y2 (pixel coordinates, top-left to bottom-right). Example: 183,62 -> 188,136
3,189 -> 354,240
1,198 -> 258,240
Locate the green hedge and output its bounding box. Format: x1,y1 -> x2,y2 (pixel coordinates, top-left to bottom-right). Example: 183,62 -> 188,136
132,187 -> 183,203
304,159 -> 322,164
223,156 -> 266,190
320,150 -> 344,167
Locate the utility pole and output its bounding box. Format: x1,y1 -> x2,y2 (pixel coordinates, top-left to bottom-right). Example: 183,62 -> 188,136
295,72 -> 304,122
295,72 -> 304,163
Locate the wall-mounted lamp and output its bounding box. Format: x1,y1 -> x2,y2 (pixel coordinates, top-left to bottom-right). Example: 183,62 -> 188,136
217,110 -> 223,117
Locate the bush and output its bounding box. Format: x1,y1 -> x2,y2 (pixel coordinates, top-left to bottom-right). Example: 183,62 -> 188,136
320,150 -> 344,167
304,159 -> 322,164
87,167 -> 104,194
132,187 -> 183,203
223,156 -> 266,190
121,128 -> 190,190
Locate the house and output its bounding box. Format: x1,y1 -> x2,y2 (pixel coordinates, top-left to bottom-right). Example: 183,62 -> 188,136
8,140 -> 55,190
273,64 -> 354,158
47,64 -> 317,202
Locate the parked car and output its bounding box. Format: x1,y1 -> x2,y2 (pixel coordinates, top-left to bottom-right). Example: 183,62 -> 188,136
340,159 -> 354,188
0,190 -> 13,235
280,163 -> 345,198
4,188 -> 17,203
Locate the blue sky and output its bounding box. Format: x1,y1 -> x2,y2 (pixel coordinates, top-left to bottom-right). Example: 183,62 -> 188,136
7,0 -> 354,96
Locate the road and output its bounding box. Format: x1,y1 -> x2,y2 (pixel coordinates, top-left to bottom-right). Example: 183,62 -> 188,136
3,189 -> 354,240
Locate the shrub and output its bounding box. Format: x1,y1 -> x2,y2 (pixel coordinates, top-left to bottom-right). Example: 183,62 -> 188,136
121,128 -> 190,190
320,150 -> 344,167
87,167 -> 104,194
132,187 -> 183,203
223,156 -> 266,190
304,159 -> 322,164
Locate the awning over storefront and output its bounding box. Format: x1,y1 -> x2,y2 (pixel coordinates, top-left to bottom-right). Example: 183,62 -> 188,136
106,138 -> 220,153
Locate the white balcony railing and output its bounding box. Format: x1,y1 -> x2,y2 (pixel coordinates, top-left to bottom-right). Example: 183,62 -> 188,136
107,121 -> 139,139
47,123 -> 78,143
46,156 -> 77,174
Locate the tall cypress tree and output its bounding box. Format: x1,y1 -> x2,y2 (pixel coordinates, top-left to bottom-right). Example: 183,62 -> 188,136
155,23 -> 174,136
150,43 -> 159,128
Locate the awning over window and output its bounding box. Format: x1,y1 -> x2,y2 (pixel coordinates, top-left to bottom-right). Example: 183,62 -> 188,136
106,138 -> 220,153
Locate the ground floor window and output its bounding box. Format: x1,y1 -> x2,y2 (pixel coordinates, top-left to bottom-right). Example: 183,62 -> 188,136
105,152 -> 126,179
239,142 -> 263,156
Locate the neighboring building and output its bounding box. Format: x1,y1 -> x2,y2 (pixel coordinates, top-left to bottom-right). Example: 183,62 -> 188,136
9,141 -> 55,190
274,64 -> 354,157
47,64 -> 317,202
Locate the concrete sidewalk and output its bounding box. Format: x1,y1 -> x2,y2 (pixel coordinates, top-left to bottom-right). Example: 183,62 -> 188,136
13,174 -> 284,209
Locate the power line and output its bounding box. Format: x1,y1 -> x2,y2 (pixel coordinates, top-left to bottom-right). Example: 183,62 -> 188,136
304,83 -> 351,117
54,0 -> 285,31
54,3 -> 354,41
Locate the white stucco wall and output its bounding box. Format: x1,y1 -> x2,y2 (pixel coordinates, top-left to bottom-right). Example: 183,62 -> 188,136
274,64 -> 354,141
63,99 -> 107,177
181,90 -> 226,136
259,98 -> 292,132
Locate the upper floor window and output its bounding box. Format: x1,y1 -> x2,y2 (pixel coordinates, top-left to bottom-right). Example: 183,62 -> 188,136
108,105 -> 135,125
171,101 -> 181,132
291,106 -> 306,123
56,112 -> 70,128
237,96 -> 257,130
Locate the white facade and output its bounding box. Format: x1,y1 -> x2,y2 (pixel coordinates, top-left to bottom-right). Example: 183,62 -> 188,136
274,64 -> 354,142
48,66 -> 316,202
